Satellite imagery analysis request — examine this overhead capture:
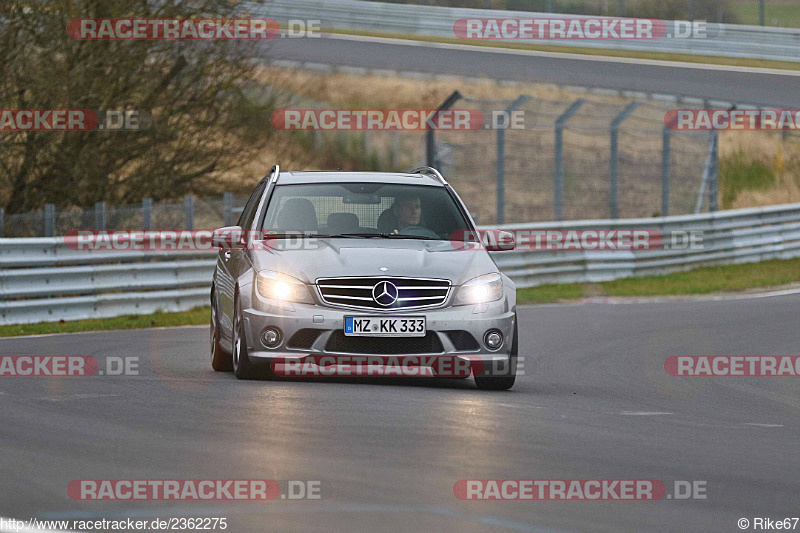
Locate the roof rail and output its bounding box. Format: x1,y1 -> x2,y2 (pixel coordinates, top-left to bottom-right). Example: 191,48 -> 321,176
409,166 -> 448,185
268,164 -> 281,184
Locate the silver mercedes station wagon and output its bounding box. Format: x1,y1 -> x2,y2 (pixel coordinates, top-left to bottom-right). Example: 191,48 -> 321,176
209,166 -> 518,390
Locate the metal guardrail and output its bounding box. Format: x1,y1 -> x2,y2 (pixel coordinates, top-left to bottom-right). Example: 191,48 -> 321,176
492,202 -> 800,288
0,240 -> 216,325
2,202 -> 800,325
257,0 -> 800,62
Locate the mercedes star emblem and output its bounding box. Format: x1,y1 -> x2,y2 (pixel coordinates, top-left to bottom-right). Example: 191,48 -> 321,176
372,281 -> 399,306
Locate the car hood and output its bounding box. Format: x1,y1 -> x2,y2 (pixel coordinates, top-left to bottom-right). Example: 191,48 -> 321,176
250,238 -> 498,286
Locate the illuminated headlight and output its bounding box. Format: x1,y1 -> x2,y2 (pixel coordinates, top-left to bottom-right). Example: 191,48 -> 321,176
256,270 -> 313,303
455,273 -> 503,305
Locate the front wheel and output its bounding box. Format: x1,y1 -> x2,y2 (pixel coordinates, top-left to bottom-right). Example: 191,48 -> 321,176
210,293 -> 232,372
474,315 -> 518,391
232,293 -> 259,380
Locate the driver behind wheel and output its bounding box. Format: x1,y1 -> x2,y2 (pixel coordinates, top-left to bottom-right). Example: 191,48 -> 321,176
396,195 -> 422,230
378,194 -> 424,234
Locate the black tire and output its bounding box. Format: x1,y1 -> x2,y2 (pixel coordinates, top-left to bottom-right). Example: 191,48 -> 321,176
232,292 -> 260,380
210,292 -> 232,372
475,315 -> 518,391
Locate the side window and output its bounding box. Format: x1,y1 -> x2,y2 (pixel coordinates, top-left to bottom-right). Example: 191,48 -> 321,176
237,182 -> 266,230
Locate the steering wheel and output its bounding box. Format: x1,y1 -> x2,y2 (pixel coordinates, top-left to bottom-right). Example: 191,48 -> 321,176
399,225 -> 440,239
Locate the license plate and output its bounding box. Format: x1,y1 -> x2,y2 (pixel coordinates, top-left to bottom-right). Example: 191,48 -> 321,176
344,316 -> 426,337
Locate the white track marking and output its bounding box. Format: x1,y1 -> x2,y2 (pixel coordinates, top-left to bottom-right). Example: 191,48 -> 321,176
520,286 -> 800,307
619,411 -> 674,416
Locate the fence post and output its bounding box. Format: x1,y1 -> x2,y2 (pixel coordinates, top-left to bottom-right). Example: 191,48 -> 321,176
496,95 -> 530,225
554,99 -> 585,221
184,195 -> 194,230
609,102 -> 640,219
709,131 -> 719,212
94,202 -> 106,230
223,192 -> 234,226
696,131 -> 717,214
44,204 -> 55,237
0,207 -> 4,238
661,127 -> 671,217
426,90 -> 462,168
142,198 -> 153,231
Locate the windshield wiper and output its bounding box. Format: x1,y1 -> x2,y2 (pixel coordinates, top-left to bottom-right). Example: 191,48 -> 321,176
264,233 -> 440,240
260,233 -> 372,239
332,233 -> 435,240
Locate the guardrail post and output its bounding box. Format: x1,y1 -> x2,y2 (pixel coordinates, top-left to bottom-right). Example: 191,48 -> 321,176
0,207 -> 4,238
759,0 -> 766,26
426,90 -> 462,168
44,203 -> 55,237
496,95 -> 530,225
94,202 -> 106,230
661,127 -> 671,217
709,131 -> 719,212
142,198 -> 153,230
184,194 -> 194,230
609,102 -> 640,219
554,98 -> 585,221
223,192 -> 234,226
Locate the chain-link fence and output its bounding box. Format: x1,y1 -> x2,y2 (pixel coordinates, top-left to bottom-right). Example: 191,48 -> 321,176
0,195 -> 253,238
427,91 -> 717,225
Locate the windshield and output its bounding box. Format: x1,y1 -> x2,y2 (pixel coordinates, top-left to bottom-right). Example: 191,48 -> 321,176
261,183 -> 472,240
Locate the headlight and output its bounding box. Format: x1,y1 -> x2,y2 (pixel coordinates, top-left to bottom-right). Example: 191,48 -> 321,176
256,270 -> 313,303
454,273 -> 503,305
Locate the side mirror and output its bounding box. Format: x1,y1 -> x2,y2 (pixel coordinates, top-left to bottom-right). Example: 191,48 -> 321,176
212,226 -> 244,249
484,230 -> 516,252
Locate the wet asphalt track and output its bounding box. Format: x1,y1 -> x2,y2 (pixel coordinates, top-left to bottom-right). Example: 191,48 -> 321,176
266,35 -> 800,107
1,293 -> 799,532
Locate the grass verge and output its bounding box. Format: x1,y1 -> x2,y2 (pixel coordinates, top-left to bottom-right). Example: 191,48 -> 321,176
731,2 -> 800,29
0,307 -> 210,338
326,28 -> 800,72
517,257 -> 800,303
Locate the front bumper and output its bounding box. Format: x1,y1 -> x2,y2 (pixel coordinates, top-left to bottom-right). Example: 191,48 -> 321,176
242,298 -> 515,374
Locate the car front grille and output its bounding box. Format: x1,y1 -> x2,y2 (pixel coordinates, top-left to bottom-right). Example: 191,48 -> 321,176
316,277 -> 450,311
325,331 -> 444,355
